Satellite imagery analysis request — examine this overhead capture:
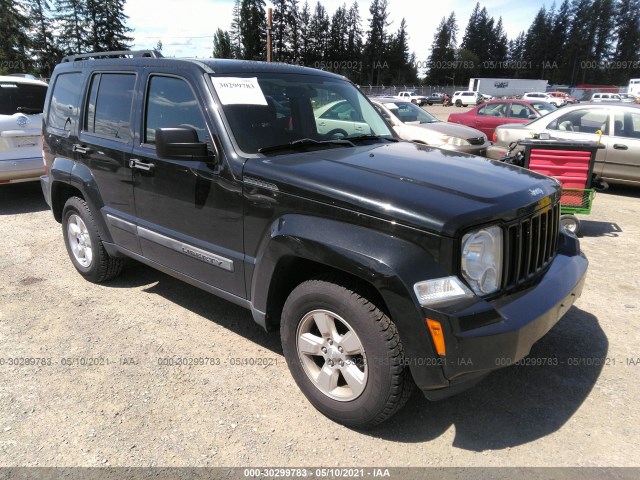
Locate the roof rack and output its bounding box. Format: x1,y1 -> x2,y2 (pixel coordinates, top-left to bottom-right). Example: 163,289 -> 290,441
62,50 -> 164,62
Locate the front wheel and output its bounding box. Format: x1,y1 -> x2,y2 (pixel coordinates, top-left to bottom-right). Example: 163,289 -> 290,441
455,100 -> 462,107
560,214 -> 581,236
280,278 -> 415,427
62,196 -> 124,282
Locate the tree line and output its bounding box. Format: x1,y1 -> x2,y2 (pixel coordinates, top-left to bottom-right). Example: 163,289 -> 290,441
213,0 -> 419,85
427,0 -> 640,86
0,0 -> 131,77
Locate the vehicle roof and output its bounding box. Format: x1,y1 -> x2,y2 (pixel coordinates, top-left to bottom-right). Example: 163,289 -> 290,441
0,75 -> 48,87
53,57 -> 345,80
370,97 -> 412,105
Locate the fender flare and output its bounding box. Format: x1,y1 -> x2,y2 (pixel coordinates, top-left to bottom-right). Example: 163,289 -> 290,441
250,214 -> 449,389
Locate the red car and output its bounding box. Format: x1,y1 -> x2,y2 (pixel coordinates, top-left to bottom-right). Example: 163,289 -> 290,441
447,99 -> 557,138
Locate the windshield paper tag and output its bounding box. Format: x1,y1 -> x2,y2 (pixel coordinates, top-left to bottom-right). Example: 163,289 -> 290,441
211,77 -> 268,105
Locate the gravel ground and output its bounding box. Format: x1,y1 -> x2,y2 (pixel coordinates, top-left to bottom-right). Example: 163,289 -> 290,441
1,159 -> 639,468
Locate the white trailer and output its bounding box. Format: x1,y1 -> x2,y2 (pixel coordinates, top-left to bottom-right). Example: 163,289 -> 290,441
468,78 -> 549,98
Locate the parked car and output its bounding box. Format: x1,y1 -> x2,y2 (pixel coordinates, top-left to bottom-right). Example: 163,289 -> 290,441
522,92 -> 565,107
396,91 -> 428,106
548,91 -> 579,104
619,93 -> 639,104
480,93 -> 494,101
590,93 -> 621,102
425,92 -> 445,105
0,75 -> 48,184
451,91 -> 484,107
487,103 -> 640,186
370,97 -> 490,155
447,99 -> 557,138
41,50 -> 588,427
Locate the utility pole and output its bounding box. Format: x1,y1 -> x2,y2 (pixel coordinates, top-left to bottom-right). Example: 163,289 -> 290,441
267,7 -> 272,62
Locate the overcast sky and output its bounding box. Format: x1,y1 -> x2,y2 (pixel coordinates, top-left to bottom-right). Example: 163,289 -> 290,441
125,0 -> 552,63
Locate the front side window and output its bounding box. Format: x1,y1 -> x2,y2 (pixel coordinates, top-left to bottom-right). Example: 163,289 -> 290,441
145,76 -> 206,145
548,109 -> 609,134
85,73 -> 135,142
387,102 -> 438,124
48,73 -> 82,131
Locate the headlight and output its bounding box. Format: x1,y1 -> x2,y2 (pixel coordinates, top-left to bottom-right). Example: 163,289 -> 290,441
441,136 -> 470,146
461,225 -> 503,295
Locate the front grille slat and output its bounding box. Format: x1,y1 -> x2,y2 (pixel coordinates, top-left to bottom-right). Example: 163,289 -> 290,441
503,201 -> 560,289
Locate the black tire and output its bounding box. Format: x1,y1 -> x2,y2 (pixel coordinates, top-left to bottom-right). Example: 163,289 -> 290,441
325,128 -> 348,139
281,276 -> 415,427
427,102 -> 433,106
455,99 -> 462,107
560,214 -> 581,236
62,196 -> 124,283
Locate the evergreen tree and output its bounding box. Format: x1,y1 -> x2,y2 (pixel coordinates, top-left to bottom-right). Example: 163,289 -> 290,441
522,6 -> 551,78
298,1 -> 312,64
92,0 -> 132,51
613,0 -> 640,82
28,0 -> 59,76
363,0 -> 391,84
54,0 -> 88,54
0,0 -> 32,73
488,17 -> 509,77
561,0 -> 595,85
272,0 -> 291,61
546,0 -> 571,83
590,0 -> 615,83
345,2 -> 363,66
307,2 -> 330,65
327,4 -> 349,66
388,18 -> 417,84
287,0 -> 300,61
240,0 -> 267,60
427,15 -> 456,85
229,0 -> 243,58
213,28 -> 233,58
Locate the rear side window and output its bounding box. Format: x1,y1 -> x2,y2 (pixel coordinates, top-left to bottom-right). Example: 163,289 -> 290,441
48,73 -> 82,131
144,75 -> 206,144
0,82 -> 47,116
85,73 -> 136,142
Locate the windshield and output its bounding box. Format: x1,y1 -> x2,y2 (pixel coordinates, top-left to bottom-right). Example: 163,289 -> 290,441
530,102 -> 557,115
0,82 -> 47,115
210,73 -> 393,154
384,101 -> 438,124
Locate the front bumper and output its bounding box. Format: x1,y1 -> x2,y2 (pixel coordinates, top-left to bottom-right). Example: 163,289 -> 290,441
445,141 -> 491,157
416,233 -> 588,400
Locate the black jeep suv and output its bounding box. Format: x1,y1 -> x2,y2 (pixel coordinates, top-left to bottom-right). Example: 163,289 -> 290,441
41,51 -> 588,427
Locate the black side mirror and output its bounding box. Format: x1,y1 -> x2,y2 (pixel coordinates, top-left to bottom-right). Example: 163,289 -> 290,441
155,127 -> 209,160
528,114 -> 537,119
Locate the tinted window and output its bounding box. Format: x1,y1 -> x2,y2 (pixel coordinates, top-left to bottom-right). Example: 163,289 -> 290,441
85,73 -> 135,142
0,82 -> 47,115
145,76 -> 206,144
48,73 -> 82,131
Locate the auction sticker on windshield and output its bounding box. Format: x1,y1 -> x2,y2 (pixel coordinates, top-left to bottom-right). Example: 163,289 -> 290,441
211,77 -> 268,106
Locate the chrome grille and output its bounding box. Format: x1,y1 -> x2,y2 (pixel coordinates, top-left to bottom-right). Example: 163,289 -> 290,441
467,137 -> 485,145
503,202 -> 560,289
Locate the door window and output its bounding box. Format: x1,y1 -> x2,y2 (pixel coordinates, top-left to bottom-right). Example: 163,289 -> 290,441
85,73 -> 136,142
508,103 -> 533,119
613,111 -> 640,139
145,76 -> 206,145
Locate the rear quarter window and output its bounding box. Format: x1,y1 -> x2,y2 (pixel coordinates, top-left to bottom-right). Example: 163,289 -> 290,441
47,73 -> 82,131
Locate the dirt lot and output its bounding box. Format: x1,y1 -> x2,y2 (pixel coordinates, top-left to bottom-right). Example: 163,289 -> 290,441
1,173 -> 639,469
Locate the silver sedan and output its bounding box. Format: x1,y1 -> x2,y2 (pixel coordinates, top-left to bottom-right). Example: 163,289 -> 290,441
487,104 -> 640,186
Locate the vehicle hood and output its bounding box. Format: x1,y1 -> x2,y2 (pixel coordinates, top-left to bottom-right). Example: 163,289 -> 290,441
244,141 -> 559,237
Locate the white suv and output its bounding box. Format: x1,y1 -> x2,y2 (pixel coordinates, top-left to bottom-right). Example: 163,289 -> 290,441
0,75 -> 48,184
452,91 -> 483,107
522,92 -> 565,107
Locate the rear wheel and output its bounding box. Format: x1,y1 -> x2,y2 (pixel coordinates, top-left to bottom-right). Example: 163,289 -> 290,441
62,196 -> 124,282
281,277 -> 415,427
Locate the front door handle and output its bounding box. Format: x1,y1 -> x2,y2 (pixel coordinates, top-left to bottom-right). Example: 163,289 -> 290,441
613,144 -> 628,150
129,159 -> 155,172
72,144 -> 91,154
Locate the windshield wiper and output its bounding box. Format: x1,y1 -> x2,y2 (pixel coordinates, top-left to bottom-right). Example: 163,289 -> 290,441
258,137 -> 354,154
16,106 -> 43,114
348,134 -> 398,143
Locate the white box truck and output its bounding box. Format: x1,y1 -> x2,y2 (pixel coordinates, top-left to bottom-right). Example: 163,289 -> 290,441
468,78 -> 549,98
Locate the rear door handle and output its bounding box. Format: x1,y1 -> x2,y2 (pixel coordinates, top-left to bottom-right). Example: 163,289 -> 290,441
129,159 -> 154,172
613,144 -> 628,150
72,144 -> 91,154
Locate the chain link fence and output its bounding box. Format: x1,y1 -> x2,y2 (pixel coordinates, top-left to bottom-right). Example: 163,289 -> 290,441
358,85 -> 468,96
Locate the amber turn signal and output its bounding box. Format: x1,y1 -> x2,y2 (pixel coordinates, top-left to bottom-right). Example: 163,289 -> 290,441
426,319 -> 446,356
